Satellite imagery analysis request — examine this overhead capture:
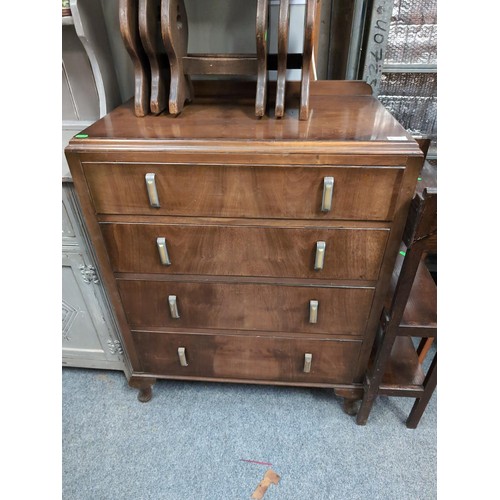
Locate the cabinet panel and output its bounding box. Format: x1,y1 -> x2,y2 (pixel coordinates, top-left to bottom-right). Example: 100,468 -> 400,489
62,252 -> 113,361
62,184 -> 125,370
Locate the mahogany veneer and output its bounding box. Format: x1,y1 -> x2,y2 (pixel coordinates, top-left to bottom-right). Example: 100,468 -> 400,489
65,81 -> 423,407
101,222 -> 389,280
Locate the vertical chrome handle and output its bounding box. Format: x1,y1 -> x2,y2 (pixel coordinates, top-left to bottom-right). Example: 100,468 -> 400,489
314,241 -> 326,270
145,173 -> 160,208
303,353 -> 312,373
178,347 -> 188,366
168,295 -> 180,319
321,176 -> 334,212
309,300 -> 319,324
157,237 -> 171,266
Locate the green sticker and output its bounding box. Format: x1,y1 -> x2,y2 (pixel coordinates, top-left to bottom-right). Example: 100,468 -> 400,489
417,177 -> 422,181
75,133 -> 88,138
399,250 -> 406,256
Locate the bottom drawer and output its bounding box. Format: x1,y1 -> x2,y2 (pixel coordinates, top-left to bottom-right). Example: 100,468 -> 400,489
134,331 -> 361,384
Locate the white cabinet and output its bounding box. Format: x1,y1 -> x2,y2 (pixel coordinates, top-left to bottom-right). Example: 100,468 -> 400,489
62,0 -> 124,371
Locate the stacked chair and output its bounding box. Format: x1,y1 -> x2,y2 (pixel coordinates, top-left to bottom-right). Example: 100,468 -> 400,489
119,0 -> 320,119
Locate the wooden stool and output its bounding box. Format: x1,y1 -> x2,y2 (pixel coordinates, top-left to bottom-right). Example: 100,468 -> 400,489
356,162 -> 437,428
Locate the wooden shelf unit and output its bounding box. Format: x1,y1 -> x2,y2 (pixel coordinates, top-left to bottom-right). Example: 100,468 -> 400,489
356,160 -> 437,428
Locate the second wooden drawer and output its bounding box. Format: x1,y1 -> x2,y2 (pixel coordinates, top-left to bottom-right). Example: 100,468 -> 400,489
103,222 -> 389,280
118,279 -> 374,335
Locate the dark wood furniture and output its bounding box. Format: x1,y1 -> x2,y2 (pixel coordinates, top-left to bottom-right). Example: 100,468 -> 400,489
356,161 -> 437,428
120,0 -> 319,118
65,80 -> 423,408
119,0 -> 151,117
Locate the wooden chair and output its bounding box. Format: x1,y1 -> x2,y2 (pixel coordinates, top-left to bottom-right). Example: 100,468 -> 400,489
356,161 -> 437,428
119,0 -> 152,117
120,0 -> 319,118
160,0 -> 269,117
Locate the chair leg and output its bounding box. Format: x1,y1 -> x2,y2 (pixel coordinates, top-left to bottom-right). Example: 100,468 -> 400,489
417,337 -> 434,364
275,0 -> 290,118
161,0 -> 192,115
356,329 -> 397,425
299,0 -> 316,120
255,0 -> 269,117
406,354 -> 437,429
356,381 -> 378,425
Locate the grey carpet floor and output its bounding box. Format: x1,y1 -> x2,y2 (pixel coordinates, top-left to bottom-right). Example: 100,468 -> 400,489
62,367 -> 436,500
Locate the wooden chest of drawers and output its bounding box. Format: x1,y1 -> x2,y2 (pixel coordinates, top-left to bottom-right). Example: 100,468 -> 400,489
65,81 -> 423,407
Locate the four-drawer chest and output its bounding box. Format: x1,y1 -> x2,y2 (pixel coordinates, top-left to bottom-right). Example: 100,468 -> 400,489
65,81 -> 423,409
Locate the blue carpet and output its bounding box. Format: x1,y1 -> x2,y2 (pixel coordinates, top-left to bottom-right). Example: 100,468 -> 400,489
62,368 -> 436,500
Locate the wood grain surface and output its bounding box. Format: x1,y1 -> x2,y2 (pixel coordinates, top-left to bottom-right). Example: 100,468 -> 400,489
275,0 -> 290,118
117,279 -> 374,334
119,0 -> 151,116
300,0 -> 318,120
64,81 -> 423,391
101,222 -> 389,280
83,162 -> 404,221
139,0 -> 170,114
160,0 -> 192,114
255,0 -> 269,117
66,81 -> 418,155
133,330 -> 361,383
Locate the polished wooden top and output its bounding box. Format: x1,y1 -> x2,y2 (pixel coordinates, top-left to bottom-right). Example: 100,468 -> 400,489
67,81 -> 421,156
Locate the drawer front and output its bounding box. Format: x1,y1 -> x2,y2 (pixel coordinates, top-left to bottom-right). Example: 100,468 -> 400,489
118,280 -> 374,335
84,162 -> 403,221
102,223 -> 388,280
133,330 -> 362,384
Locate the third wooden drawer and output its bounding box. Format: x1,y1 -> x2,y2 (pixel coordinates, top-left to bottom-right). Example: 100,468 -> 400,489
117,279 -> 374,336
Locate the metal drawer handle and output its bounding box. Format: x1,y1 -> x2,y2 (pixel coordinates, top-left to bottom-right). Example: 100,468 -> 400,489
314,241 -> 326,270
168,295 -> 180,319
321,176 -> 334,212
145,173 -> 160,208
157,237 -> 171,266
303,353 -> 313,373
178,347 -> 188,366
309,300 -> 319,324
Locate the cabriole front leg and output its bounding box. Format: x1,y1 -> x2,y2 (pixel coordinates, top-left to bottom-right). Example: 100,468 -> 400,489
334,387 -> 363,416
129,376 -> 157,403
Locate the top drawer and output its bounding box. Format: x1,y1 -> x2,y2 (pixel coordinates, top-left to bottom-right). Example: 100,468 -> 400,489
83,163 -> 404,221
